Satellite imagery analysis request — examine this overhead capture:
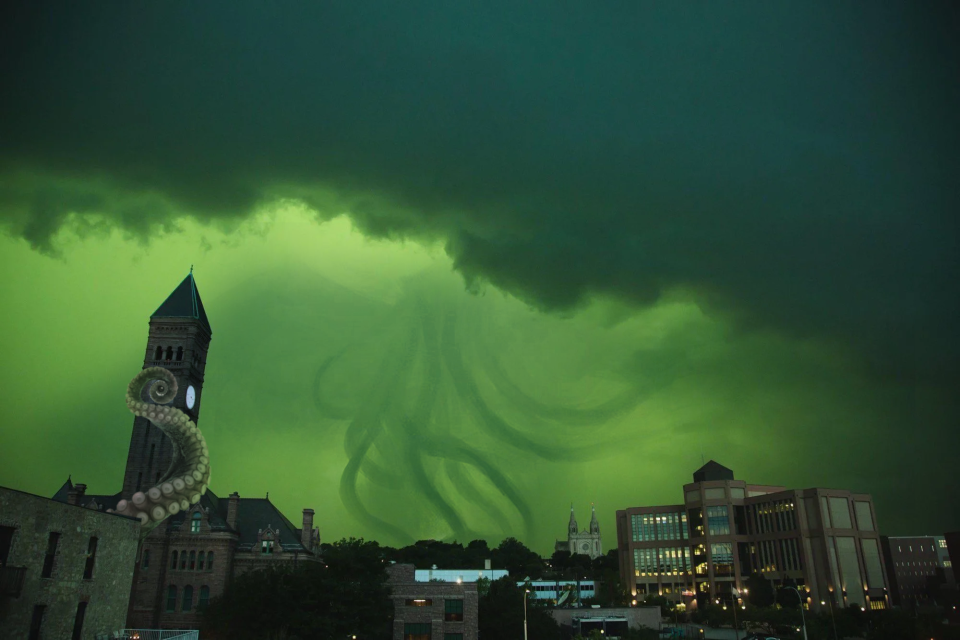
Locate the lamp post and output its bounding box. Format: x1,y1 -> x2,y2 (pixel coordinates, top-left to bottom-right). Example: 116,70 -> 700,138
784,587 -> 808,640
821,593 -> 839,640
524,589 -> 530,640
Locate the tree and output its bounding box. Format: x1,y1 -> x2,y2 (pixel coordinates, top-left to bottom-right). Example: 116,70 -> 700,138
479,576 -> 560,640
745,573 -> 776,607
202,538 -> 392,640
493,537 -> 545,577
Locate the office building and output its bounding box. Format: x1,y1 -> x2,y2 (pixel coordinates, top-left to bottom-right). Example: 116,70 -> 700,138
615,461 -> 889,613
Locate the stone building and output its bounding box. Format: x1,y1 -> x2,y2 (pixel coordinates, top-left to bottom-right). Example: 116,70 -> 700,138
0,485 -> 140,640
51,272 -> 320,630
556,504 -> 603,560
386,563 -> 478,640
616,460 -> 889,613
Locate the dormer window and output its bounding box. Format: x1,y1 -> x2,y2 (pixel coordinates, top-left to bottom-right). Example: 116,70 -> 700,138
261,539 -> 274,555
191,512 -> 202,534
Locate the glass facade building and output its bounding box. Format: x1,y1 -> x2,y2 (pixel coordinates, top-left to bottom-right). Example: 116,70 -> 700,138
615,461 -> 889,613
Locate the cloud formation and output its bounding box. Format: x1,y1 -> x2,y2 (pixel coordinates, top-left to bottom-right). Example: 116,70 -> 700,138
1,1 -> 958,384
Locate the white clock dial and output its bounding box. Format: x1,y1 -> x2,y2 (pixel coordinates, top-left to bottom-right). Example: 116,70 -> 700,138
186,385 -> 196,409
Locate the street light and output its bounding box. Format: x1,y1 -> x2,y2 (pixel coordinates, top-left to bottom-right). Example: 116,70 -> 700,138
821,594 -> 839,640
524,589 -> 531,640
783,587 -> 808,640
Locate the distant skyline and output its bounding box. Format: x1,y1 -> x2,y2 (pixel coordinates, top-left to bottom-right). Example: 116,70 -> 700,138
0,1 -> 957,553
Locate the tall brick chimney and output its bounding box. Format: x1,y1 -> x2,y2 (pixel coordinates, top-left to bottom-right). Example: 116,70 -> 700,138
301,509 -> 315,550
67,483 -> 87,506
227,492 -> 240,529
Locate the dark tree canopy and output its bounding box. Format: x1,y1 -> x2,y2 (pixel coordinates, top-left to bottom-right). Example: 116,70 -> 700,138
202,538 -> 392,640
479,576 -> 560,640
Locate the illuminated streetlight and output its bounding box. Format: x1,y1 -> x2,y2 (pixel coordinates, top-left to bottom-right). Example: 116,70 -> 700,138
524,589 -> 531,640
782,587 -> 808,640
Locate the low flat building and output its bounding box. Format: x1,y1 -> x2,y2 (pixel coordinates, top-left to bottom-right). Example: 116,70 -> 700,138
387,563 -> 478,640
0,485 -> 140,640
525,579 -> 596,604
616,461 -> 889,613
414,566 -> 508,583
549,606 -> 660,639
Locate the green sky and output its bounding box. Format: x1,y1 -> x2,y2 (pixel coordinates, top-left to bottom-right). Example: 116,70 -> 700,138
0,206 -> 954,552
0,1 -> 957,553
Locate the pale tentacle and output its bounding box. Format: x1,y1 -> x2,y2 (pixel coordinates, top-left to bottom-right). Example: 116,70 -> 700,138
108,368 -> 211,536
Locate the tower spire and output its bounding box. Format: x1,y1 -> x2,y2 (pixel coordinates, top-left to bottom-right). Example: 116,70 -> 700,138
568,504 -> 578,535
590,502 -> 600,534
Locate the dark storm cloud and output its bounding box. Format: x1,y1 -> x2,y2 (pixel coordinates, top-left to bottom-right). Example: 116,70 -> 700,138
1,1 -> 958,380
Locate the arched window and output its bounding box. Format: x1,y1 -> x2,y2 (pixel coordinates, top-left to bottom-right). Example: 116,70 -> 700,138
180,550 -> 187,570
189,550 -> 196,571
141,549 -> 150,570
170,551 -> 178,570
154,346 -> 163,360
165,346 -> 173,361
176,346 -> 184,361
182,585 -> 193,612
166,585 -> 177,612
198,586 -> 210,611
207,551 -> 214,572
191,511 -> 202,533
197,550 -> 205,571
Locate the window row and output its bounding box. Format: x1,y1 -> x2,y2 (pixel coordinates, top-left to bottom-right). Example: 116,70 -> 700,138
402,624 -> 462,640
164,549 -> 215,572
749,500 -> 797,534
166,585 -> 210,613
633,547 -> 692,578
630,512 -> 689,542
37,532 -> 98,581
402,599 -> 463,622
152,345 -> 203,365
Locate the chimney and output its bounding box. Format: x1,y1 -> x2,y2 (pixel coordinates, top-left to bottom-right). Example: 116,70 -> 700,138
67,483 -> 87,506
484,558 -> 492,571
227,492 -> 240,529
301,509 -> 315,550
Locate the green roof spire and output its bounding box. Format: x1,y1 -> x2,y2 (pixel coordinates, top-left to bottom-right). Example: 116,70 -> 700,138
152,271 -> 212,334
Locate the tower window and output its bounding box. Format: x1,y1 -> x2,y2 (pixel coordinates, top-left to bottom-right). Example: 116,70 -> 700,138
191,512 -> 202,533
154,346 -> 163,360
197,550 -> 205,571
170,551 -> 178,570
189,550 -> 196,570
207,551 -> 214,571
165,346 -> 173,361
198,585 -> 210,611
142,549 -> 150,570
176,346 -> 184,361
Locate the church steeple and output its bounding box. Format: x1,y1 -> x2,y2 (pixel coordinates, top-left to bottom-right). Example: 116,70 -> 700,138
121,271 -> 213,496
589,503 -> 600,534
569,504 -> 579,535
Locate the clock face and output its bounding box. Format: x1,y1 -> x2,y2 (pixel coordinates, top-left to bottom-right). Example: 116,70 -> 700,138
186,385 -> 196,409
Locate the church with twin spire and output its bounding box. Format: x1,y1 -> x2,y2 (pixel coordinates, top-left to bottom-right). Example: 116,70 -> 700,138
556,504 -> 603,559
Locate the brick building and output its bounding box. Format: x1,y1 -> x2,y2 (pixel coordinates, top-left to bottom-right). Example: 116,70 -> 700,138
616,461 -> 889,614
387,563 -> 479,640
881,535 -> 954,608
0,485 -> 140,640
52,272 -> 320,630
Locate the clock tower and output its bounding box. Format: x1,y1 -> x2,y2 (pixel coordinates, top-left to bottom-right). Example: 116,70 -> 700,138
121,271 -> 213,496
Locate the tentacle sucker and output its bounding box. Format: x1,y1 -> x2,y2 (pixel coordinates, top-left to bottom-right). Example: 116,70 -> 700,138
108,367 -> 211,537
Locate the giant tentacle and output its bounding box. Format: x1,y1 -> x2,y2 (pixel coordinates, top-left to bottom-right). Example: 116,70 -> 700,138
109,368 -> 210,537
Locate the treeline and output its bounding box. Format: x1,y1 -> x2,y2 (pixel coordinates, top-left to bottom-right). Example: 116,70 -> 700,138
356,536 -> 620,582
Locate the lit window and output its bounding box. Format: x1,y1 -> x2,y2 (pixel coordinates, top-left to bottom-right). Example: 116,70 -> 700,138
261,539 -> 274,554
405,599 -> 433,607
